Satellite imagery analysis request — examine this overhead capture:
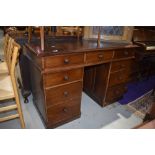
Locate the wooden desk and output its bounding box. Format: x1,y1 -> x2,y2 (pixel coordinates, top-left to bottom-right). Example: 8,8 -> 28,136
21,37 -> 139,128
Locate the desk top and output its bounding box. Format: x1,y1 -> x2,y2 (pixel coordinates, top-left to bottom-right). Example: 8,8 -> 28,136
9,33 -> 138,57
24,37 -> 138,57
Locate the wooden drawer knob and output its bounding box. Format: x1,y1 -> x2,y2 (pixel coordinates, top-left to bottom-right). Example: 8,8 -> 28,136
125,86 -> 128,91
121,64 -> 125,68
63,91 -> 69,97
63,108 -> 68,113
124,51 -> 129,56
118,76 -> 123,80
115,90 -> 120,95
98,54 -> 103,59
64,75 -> 69,81
52,49 -> 58,53
64,58 -> 69,64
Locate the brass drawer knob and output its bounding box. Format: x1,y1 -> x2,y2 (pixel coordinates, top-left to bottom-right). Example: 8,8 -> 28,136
52,49 -> 58,53
64,75 -> 69,81
64,58 -> 69,64
63,108 -> 68,113
63,91 -> 69,97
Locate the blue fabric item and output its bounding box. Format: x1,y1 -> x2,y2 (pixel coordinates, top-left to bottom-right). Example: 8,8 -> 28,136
119,76 -> 155,104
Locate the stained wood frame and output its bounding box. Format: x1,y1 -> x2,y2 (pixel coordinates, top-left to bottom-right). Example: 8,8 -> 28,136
84,26 -> 134,42
0,40 -> 25,128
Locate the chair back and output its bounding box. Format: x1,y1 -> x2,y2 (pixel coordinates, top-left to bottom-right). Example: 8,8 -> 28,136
3,34 -> 10,59
5,37 -> 14,73
8,41 -> 21,100
8,41 -> 20,77
0,40 -> 25,128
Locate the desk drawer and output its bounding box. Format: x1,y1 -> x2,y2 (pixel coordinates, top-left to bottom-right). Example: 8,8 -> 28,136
114,49 -> 135,59
109,70 -> 128,87
86,51 -> 113,64
106,84 -> 127,103
111,60 -> 134,72
43,53 -> 84,69
44,68 -> 83,88
45,81 -> 82,107
47,99 -> 81,126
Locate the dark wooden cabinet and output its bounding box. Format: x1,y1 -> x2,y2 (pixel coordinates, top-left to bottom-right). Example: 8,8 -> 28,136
22,38 -> 139,128
11,28 -> 155,128
25,54 -> 83,128
83,64 -> 110,105
106,84 -> 127,103
83,48 -> 136,107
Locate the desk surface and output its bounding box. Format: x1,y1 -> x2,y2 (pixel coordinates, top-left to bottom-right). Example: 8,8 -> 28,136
25,38 -> 138,57
9,32 -> 139,57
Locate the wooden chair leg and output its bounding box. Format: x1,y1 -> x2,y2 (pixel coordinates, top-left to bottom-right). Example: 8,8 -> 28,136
12,75 -> 25,128
10,46 -> 25,128
15,96 -> 25,128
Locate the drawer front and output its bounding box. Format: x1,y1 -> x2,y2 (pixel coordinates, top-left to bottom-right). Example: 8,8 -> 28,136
109,70 -> 128,87
86,51 -> 113,64
111,60 -> 134,72
114,49 -> 135,59
44,68 -> 83,88
45,81 -> 82,107
106,84 -> 127,103
47,99 -> 81,126
43,53 -> 84,69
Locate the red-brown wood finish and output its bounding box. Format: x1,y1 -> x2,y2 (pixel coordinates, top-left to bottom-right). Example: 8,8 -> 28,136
43,68 -> 83,88
23,38 -> 140,128
43,53 -> 84,70
45,81 -> 83,107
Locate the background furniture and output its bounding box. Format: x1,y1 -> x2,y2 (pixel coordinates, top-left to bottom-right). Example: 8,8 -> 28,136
132,27 -> 155,126
57,26 -> 83,38
133,27 -> 155,80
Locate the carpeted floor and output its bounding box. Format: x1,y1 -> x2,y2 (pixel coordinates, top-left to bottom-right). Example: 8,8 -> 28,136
119,76 -> 155,105
125,91 -> 155,119
119,76 -> 155,118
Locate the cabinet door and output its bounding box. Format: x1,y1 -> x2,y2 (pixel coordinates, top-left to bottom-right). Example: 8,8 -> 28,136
83,66 -> 96,94
83,64 -> 110,106
92,64 -> 110,100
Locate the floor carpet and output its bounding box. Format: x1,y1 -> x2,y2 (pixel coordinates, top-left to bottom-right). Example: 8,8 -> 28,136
118,76 -> 155,118
119,76 -> 155,105
125,91 -> 155,119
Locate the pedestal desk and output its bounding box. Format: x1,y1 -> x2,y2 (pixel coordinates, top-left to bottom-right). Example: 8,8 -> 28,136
19,37 -> 140,128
